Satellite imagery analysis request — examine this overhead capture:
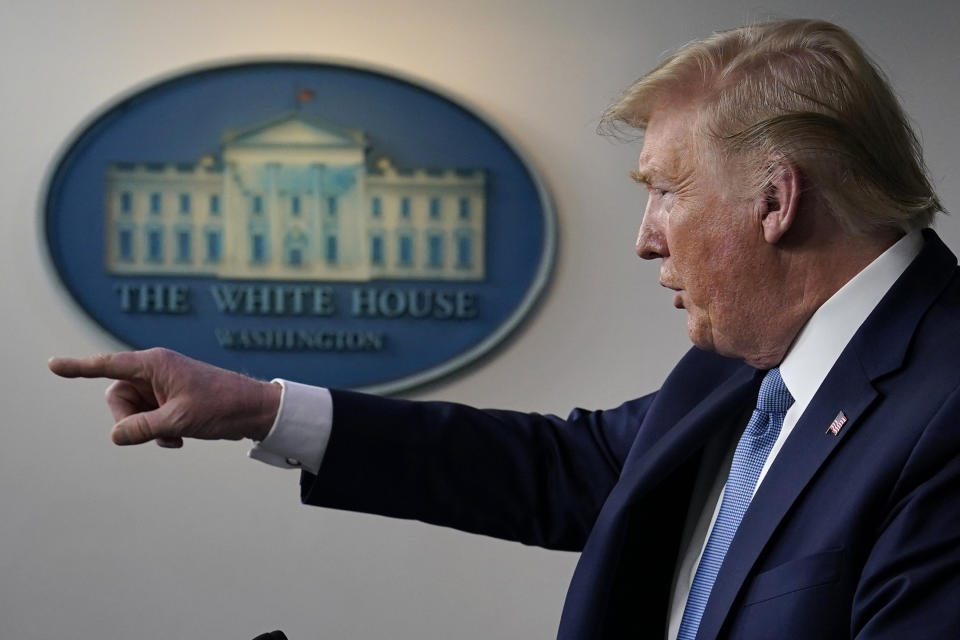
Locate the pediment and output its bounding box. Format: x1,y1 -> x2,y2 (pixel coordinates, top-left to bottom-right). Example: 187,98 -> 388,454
228,115 -> 364,148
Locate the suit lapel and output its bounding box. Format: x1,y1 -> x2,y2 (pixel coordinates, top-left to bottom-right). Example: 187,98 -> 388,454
694,230 -> 957,640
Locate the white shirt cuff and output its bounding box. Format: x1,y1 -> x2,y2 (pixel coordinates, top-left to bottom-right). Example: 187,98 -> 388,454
247,379 -> 333,475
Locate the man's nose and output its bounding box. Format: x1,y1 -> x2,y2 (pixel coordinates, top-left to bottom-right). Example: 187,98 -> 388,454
635,209 -> 667,260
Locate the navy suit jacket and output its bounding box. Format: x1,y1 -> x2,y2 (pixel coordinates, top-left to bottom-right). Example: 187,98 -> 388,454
301,230 -> 960,639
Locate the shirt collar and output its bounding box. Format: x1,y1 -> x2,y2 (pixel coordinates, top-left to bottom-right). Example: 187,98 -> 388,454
779,230 -> 923,415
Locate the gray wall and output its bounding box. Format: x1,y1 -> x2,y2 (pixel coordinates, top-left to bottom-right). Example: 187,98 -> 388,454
2,0 -> 957,638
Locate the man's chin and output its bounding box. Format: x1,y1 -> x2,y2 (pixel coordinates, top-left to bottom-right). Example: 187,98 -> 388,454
686,315 -> 716,353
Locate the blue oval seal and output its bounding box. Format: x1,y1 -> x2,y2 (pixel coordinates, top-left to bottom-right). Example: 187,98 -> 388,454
44,61 -> 555,393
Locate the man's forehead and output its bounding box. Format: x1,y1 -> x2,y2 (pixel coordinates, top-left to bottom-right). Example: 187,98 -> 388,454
635,106 -> 700,182
636,140 -> 687,183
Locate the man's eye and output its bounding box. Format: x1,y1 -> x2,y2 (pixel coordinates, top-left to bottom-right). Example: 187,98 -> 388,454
649,187 -> 667,197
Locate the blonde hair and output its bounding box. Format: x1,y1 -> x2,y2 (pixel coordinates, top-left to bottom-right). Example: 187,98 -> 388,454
602,19 -> 943,234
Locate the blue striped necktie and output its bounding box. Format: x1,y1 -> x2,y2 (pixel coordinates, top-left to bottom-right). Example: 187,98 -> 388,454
676,367 -> 794,640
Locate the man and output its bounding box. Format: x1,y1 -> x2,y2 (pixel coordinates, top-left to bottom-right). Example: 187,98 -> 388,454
50,19 -> 959,639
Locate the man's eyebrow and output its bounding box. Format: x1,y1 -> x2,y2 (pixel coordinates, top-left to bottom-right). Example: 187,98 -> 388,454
631,166 -> 666,186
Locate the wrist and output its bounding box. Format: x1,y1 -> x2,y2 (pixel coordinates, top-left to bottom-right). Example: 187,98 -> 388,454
249,380 -> 283,441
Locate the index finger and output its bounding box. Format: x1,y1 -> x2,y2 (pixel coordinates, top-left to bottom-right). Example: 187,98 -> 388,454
48,352 -> 146,380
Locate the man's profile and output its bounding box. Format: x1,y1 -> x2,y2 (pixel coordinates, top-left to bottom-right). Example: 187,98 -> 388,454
50,19 -> 959,639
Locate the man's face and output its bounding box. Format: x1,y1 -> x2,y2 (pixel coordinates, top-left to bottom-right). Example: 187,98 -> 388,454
634,106 -> 770,361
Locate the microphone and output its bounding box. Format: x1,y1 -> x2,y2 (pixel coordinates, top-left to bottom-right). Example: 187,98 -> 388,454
251,631 -> 288,640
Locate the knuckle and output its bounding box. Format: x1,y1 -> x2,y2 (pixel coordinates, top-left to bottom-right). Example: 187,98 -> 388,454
92,352 -> 111,367
104,380 -> 121,399
150,347 -> 178,366
133,415 -> 154,442
143,347 -> 176,377
166,404 -> 190,437
145,346 -> 166,359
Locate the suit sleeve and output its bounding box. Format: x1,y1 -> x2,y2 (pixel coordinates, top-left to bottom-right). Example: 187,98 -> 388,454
852,383 -> 960,638
298,390 -> 656,552
296,347 -> 743,552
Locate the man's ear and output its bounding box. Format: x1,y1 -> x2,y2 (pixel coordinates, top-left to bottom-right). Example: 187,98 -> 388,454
760,157 -> 801,245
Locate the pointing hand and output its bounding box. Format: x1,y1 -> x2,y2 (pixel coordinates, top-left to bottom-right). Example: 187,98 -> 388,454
49,348 -> 281,447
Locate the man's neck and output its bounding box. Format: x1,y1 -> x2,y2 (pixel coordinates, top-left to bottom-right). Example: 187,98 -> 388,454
745,227 -> 903,370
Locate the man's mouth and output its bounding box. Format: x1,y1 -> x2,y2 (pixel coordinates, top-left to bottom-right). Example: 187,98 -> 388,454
659,278 -> 680,290
659,279 -> 684,308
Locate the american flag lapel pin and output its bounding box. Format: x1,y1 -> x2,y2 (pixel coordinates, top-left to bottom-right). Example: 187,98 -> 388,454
826,411 -> 848,436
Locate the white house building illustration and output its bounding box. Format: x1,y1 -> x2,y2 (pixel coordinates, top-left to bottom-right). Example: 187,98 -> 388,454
104,112 -> 486,281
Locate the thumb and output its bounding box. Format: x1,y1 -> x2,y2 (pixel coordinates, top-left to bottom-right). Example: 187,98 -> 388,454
111,404 -> 174,446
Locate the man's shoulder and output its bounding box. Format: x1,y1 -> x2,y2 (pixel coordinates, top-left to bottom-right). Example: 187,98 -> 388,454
882,245 -> 960,381
887,269 -> 960,398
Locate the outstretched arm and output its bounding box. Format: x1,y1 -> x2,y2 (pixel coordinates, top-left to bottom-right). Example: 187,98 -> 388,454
48,348 -> 281,448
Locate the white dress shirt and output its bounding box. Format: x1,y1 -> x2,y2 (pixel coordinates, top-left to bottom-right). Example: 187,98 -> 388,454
249,231 -> 923,639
